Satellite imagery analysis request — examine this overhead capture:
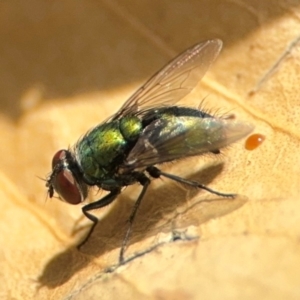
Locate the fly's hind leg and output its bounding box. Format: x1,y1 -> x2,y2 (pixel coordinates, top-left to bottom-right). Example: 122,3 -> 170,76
146,166 -> 235,198
119,172 -> 151,264
77,188 -> 121,250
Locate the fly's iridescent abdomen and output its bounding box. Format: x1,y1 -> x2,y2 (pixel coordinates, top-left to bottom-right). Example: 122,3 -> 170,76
141,106 -> 218,159
124,106 -> 252,169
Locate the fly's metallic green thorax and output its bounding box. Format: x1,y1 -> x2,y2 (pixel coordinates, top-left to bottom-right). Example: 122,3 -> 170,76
75,116 -> 142,183
46,39 -> 254,263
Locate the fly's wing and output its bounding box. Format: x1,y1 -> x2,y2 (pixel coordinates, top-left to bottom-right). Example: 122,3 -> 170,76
110,39 -> 222,120
123,117 -> 254,169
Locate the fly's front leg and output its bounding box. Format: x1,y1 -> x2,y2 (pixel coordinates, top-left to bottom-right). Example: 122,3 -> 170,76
77,188 -> 121,250
146,166 -> 235,198
119,172 -> 151,264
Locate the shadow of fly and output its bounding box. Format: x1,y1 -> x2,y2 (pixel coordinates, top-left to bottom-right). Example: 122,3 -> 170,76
46,39 -> 253,263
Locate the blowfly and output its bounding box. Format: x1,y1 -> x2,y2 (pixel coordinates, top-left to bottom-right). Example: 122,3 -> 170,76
46,39 -> 253,263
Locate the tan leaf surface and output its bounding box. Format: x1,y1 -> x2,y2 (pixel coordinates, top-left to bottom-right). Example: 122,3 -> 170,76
1,1 -> 300,299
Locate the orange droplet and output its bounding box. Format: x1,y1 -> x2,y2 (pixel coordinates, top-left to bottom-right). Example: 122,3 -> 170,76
245,133 -> 265,151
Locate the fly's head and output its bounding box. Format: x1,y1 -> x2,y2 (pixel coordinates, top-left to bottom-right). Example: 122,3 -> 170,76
46,149 -> 88,205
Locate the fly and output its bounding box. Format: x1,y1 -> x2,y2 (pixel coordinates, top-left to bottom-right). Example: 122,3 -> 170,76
46,39 -> 253,263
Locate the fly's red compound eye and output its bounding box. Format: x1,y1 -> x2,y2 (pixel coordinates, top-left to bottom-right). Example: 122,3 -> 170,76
52,149 -> 67,169
53,168 -> 83,205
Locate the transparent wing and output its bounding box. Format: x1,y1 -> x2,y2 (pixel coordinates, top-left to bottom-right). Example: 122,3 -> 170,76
111,39 -> 223,120
123,117 -> 254,170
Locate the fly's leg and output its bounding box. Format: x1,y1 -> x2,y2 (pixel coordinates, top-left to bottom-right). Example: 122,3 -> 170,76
119,173 -> 150,264
146,166 -> 235,198
77,188 -> 121,249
